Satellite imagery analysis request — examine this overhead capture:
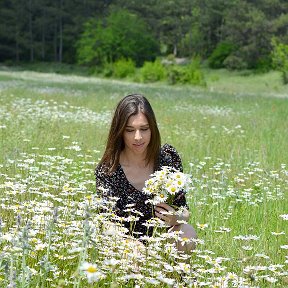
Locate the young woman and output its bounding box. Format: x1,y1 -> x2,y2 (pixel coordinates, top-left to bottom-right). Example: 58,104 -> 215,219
95,94 -> 197,252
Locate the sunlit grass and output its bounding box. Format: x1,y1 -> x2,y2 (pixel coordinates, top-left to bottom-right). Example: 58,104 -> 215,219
0,69 -> 287,287
205,69 -> 288,97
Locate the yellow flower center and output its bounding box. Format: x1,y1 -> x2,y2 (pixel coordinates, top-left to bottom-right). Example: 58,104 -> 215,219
86,266 -> 97,273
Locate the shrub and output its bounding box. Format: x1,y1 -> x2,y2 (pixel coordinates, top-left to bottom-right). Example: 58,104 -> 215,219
113,58 -> 136,78
167,59 -> 206,86
208,42 -> 236,69
271,38 -> 288,85
255,56 -> 272,73
282,71 -> 288,85
166,54 -> 176,63
140,59 -> 166,82
102,61 -> 114,77
167,65 -> 182,84
223,55 -> 248,70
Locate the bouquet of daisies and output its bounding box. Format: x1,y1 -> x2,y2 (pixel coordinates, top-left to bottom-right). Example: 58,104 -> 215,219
143,166 -> 191,206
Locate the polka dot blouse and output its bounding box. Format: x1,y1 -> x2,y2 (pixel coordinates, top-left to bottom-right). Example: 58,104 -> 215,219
95,143 -> 187,238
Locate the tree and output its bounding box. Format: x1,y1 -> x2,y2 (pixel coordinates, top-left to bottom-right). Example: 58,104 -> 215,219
59,0 -> 113,63
0,0 -> 114,63
76,9 -> 159,66
178,0 -> 235,58
114,0 -> 193,57
220,1 -> 272,69
156,0 -> 193,56
0,0 -> 30,61
0,0 -> 287,68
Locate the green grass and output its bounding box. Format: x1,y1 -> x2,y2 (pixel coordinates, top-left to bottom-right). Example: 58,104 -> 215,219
205,69 -> 288,97
0,67 -> 287,287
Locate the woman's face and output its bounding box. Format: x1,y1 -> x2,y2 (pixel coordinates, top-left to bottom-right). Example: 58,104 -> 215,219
122,112 -> 151,156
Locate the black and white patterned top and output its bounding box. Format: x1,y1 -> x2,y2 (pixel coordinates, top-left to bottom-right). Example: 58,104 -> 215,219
95,143 -> 187,238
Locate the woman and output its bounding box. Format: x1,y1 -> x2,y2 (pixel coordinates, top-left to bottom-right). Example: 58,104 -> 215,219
95,94 -> 197,252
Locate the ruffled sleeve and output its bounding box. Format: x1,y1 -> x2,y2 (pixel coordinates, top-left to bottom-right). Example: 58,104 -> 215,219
159,144 -> 188,208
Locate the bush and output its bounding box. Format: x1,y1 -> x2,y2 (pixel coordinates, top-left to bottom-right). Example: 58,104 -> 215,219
223,55 -> 248,70
167,66 -> 184,84
208,42 -> 236,69
282,71 -> 288,85
140,59 -> 166,82
255,56 -> 272,73
167,59 -> 206,86
113,58 -> 136,78
271,38 -> 288,85
102,62 -> 114,77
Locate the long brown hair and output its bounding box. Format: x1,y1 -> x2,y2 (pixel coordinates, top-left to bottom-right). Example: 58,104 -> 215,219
99,94 -> 161,173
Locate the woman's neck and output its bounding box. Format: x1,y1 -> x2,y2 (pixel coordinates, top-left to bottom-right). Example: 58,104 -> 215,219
120,149 -> 148,168
120,149 -> 154,191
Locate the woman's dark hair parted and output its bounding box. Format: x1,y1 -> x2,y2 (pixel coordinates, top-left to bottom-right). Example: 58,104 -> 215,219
98,94 -> 161,173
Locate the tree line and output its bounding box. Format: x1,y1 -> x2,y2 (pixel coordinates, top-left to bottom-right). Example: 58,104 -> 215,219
0,0 -> 287,71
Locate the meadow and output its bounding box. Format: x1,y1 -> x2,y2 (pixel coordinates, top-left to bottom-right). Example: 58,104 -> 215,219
0,67 -> 287,287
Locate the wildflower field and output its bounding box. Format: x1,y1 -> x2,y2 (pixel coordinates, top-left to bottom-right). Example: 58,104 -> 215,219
0,69 -> 287,287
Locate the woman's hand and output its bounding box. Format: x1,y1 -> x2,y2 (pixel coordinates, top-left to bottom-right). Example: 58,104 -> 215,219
155,203 -> 190,226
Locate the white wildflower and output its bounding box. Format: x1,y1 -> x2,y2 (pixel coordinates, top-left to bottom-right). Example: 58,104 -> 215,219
80,262 -> 105,283
280,214 -> 288,220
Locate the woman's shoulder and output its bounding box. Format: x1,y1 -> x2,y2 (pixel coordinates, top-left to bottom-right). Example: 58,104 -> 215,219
160,143 -> 179,155
159,143 -> 183,171
95,161 -> 107,174
95,162 -> 119,178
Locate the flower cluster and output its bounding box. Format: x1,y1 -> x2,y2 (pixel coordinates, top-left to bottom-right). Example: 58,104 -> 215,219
143,166 -> 191,205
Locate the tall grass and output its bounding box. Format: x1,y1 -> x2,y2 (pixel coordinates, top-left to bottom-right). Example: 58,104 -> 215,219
0,69 -> 287,287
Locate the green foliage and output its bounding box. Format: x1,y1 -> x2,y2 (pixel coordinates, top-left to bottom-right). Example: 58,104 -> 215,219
166,54 -> 176,63
167,59 -> 206,86
254,56 -> 272,73
220,1 -> 275,70
76,20 -> 102,66
1,0 -> 288,71
76,9 -> 159,67
208,42 -> 236,69
113,58 -> 136,78
282,71 -> 288,85
223,55 -> 248,70
101,61 -> 114,78
271,38 -> 288,84
140,59 -> 166,82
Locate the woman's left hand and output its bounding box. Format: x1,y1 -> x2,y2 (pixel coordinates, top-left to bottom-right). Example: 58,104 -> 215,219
154,203 -> 179,226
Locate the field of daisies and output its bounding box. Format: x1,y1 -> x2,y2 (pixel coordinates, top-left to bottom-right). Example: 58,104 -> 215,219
0,68 -> 287,287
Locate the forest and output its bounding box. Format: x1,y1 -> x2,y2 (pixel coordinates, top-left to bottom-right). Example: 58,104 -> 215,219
0,0 -> 288,74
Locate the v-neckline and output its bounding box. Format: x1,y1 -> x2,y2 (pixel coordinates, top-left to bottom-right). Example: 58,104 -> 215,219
118,164 -> 144,192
